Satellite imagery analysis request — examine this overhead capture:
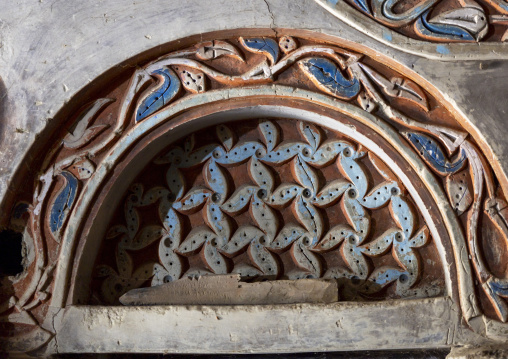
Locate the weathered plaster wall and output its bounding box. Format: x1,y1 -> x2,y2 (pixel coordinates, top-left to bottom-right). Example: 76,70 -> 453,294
2,0 -> 508,213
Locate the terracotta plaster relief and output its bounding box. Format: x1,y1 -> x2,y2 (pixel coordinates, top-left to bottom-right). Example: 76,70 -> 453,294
326,0 -> 508,42
1,34 -> 508,354
94,117 -> 443,304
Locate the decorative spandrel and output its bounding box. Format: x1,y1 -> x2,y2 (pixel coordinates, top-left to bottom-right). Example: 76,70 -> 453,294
93,118 -> 444,304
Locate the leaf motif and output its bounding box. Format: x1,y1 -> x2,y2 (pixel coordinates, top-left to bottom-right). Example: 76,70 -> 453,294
203,161 -> 229,202
291,239 -> 322,277
408,226 -> 430,248
446,169 -> 473,215
196,40 -> 244,62
299,122 -> 321,151
63,98 -> 113,149
232,263 -> 262,279
166,166 -> 185,201
364,267 -> 401,292
222,185 -> 256,214
183,144 -> 218,167
239,37 -> 279,65
172,186 -> 211,214
49,171 -> 78,238
184,134 -> 195,154
390,196 -> 416,240
138,187 -> 166,207
68,158 -> 95,180
361,182 -> 398,209
132,262 -> 159,282
250,197 -> 279,240
312,179 -> 350,208
125,193 -> 141,239
259,120 -> 279,152
220,226 -> 264,257
358,64 -> 428,111
292,156 -> 319,193
404,132 -> 467,176
135,68 -> 180,123
249,158 -> 274,191
178,68 -> 206,93
122,225 -> 164,251
267,183 -> 302,208
205,202 -> 232,242
293,196 -> 323,241
216,124 -> 234,151
154,147 -> 185,165
306,140 -> 349,167
269,225 -> 306,251
64,125 -> 109,149
311,224 -> 351,252
416,5 -> 487,42
177,226 -> 214,256
341,197 -> 370,239
106,225 -> 127,239
214,142 -> 261,166
248,238 -> 279,276
157,239 -> 184,283
340,240 -> 369,279
389,77 -> 428,111
298,57 -> 360,100
339,150 -> 368,198
360,228 -> 398,257
116,247 -> 133,278
203,241 -> 228,274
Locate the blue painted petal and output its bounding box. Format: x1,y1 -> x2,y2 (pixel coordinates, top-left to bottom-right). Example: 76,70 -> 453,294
353,0 -> 371,14
300,57 -> 360,99
135,68 -> 180,123
241,37 -> 279,64
406,132 -> 467,175
415,10 -> 474,41
50,171 -> 78,234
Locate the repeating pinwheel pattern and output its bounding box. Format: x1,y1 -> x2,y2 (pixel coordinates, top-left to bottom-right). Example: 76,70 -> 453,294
99,120 -> 431,302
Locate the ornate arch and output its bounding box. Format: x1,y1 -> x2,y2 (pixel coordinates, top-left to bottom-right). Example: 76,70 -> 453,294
1,31 -> 508,356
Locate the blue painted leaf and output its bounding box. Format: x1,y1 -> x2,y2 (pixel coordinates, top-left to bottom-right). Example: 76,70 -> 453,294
49,171 -> 78,236
239,37 -> 279,64
298,57 -> 360,100
415,9 -> 475,41
405,132 -> 467,176
353,0 -> 371,14
135,68 -> 180,123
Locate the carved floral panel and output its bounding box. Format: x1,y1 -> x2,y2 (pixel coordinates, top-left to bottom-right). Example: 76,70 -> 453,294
93,118 -> 445,304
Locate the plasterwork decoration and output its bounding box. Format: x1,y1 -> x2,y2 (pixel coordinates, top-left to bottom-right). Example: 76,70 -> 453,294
95,118 -> 441,304
2,33 -> 508,353
339,0 -> 508,42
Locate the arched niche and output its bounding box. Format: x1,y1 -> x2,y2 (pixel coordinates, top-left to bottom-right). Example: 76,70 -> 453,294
1,31 -> 508,356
